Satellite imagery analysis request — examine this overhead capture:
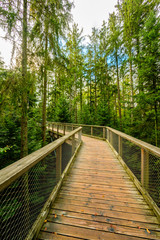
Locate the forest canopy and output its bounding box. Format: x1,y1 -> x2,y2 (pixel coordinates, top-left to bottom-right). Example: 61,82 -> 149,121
0,0 -> 160,168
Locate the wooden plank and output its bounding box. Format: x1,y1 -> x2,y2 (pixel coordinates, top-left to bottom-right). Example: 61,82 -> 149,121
62,181 -> 140,193
58,193 -> 150,209
51,202 -> 158,223
39,222 -> 153,240
63,177 -> 135,188
52,209 -> 160,231
60,188 -> 145,201
38,231 -> 82,240
58,191 -> 147,205
47,214 -> 160,239
63,181 -> 139,192
54,198 -> 153,215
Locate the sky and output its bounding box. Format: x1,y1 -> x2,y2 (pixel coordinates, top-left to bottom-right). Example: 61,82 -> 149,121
0,0 -> 117,67
71,0 -> 118,36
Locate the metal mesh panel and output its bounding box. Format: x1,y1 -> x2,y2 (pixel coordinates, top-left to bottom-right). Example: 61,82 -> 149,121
105,128 -> 107,139
122,138 -> 141,181
112,132 -> 118,153
62,141 -> 72,172
93,127 -> 103,138
66,125 -> 72,132
148,153 -> 160,208
72,125 -> 79,130
82,126 -> 91,135
0,152 -> 56,240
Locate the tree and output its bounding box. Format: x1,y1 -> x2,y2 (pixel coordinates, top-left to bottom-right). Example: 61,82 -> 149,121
108,12 -> 122,128
118,0 -> 135,121
30,0 -> 73,145
138,10 -> 160,145
65,23 -> 84,123
0,0 -> 29,157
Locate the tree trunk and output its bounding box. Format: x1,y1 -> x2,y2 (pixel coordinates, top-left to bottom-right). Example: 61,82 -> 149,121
129,50 -> 134,122
80,76 -> 82,120
21,0 -> 28,158
94,75 -> 97,117
90,77 -> 92,113
42,29 -> 48,146
115,51 -> 122,129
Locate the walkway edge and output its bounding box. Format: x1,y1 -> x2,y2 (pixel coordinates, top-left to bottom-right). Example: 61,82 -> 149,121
25,141 -> 82,240
106,139 -> 160,223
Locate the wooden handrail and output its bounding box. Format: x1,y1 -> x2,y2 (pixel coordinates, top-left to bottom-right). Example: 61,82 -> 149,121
0,127 -> 82,192
49,122 -> 160,157
48,121 -> 105,128
107,127 -> 160,157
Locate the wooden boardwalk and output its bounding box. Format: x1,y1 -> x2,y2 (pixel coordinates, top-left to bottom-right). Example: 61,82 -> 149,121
38,136 -> 160,240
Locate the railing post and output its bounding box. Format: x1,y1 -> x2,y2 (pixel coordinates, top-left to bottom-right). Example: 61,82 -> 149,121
57,125 -> 59,138
56,145 -> 62,182
107,129 -> 109,141
63,125 -> 66,135
72,125 -> 74,131
118,136 -> 122,157
78,129 -> 82,143
103,127 -> 105,139
72,134 -> 75,155
141,148 -> 149,190
91,126 -> 93,136
110,131 -> 113,146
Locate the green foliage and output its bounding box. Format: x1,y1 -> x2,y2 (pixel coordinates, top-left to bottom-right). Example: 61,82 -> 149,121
54,97 -> 71,123
0,199 -> 22,221
0,0 -> 159,171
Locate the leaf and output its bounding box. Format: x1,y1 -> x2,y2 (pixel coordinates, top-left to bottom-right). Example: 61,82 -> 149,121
146,228 -> 150,234
81,209 -> 84,212
137,226 -> 141,229
54,214 -> 57,218
44,227 -> 47,231
44,219 -> 47,223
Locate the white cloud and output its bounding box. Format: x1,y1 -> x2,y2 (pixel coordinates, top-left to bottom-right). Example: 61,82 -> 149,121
0,30 -> 12,68
72,0 -> 118,36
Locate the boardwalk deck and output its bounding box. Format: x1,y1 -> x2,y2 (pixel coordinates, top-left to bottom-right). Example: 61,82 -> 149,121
37,136 -> 160,240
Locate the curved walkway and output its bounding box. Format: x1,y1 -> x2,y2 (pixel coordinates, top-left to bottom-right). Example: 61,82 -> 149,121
38,136 -> 160,240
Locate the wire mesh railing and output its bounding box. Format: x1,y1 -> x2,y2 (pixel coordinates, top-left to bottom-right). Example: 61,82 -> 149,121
107,127 -> 160,213
0,127 -> 82,240
148,153 -> 160,208
48,122 -> 160,218
48,122 -> 106,139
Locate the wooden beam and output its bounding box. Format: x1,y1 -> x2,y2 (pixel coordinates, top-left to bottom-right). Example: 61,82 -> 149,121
91,126 -> 93,136
103,127 -> 106,139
